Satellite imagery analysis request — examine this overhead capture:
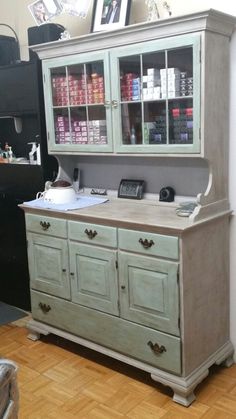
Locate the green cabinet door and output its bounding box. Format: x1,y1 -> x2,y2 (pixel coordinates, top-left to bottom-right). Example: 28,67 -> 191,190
110,33 -> 201,154
27,233 -> 70,299
69,242 -> 119,315
43,50 -> 113,154
119,252 -> 179,336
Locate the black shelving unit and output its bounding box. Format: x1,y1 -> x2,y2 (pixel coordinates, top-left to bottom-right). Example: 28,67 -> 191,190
0,59 -> 57,311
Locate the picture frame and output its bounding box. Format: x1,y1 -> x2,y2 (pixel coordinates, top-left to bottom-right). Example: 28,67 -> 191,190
91,0 -> 131,33
28,0 -> 62,26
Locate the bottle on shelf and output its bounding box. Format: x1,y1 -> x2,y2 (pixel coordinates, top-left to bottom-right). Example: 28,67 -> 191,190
130,126 -> 136,144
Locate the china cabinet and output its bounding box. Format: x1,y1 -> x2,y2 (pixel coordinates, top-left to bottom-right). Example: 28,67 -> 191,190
21,9 -> 236,406
42,35 -> 200,154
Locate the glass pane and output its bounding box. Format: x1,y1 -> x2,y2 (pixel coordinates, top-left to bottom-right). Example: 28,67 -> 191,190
169,99 -> 193,144
142,52 -> 164,101
88,106 -> 107,145
86,62 -> 105,105
67,64 -> 86,106
121,103 -> 142,145
51,67 -> 68,107
70,108 -> 87,144
160,47 -> 193,99
143,101 -> 167,144
54,108 -> 71,144
119,56 -> 141,102
67,61 -> 105,106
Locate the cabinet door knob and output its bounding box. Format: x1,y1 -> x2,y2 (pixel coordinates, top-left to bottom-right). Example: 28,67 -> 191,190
62,269 -> 66,273
139,238 -> 154,249
85,229 -> 97,239
39,302 -> 51,314
147,341 -> 166,354
121,285 -> 126,290
111,100 -> 118,108
40,221 -> 50,231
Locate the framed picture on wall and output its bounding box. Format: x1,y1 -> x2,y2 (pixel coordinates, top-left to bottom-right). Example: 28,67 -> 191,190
91,0 -> 131,33
28,0 -> 61,26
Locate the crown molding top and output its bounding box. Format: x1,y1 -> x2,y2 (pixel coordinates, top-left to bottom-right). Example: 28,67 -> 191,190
31,9 -> 236,60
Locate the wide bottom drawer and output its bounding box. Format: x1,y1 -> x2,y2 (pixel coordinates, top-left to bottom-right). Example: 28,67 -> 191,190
31,290 -> 181,375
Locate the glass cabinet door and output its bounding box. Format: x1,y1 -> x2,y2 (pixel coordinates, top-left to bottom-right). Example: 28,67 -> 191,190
43,51 -> 113,153
111,34 -> 200,154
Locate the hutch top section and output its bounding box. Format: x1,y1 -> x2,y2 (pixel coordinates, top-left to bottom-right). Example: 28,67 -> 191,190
32,9 -> 236,60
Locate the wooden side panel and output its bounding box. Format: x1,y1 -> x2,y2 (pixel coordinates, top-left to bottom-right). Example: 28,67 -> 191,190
181,216 -> 230,376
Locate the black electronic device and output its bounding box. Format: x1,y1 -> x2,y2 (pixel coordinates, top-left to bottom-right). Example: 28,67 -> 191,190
159,186 -> 175,202
118,179 -> 145,200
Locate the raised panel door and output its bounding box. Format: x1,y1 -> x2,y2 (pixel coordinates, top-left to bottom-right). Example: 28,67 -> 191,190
69,242 -> 119,315
119,252 -> 179,336
27,232 -> 70,299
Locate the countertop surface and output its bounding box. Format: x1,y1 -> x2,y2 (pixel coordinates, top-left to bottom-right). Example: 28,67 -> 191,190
20,196 -> 229,235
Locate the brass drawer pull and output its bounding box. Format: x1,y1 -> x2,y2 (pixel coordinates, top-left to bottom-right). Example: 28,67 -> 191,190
40,221 -> 51,231
85,229 -> 98,239
139,238 -> 154,249
148,341 -> 166,354
39,302 -> 51,314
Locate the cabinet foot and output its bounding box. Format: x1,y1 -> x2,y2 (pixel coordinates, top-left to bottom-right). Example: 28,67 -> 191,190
151,371 -> 205,407
27,331 -> 41,341
221,354 -> 234,368
173,390 -> 196,407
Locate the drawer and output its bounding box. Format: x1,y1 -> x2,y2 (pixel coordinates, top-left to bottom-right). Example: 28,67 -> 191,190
25,213 -> 67,238
68,221 -> 117,248
118,229 -> 179,260
31,290 -> 181,375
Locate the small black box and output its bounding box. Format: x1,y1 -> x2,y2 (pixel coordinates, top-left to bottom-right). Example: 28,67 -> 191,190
28,23 -> 65,60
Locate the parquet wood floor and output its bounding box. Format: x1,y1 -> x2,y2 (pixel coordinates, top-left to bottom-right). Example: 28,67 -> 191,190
1,321 -> 236,418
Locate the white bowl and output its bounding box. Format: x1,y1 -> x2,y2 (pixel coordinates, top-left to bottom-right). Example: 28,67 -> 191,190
37,186 -> 76,204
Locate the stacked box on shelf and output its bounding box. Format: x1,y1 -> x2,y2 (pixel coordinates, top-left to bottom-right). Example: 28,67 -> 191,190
89,73 -> 105,104
55,115 -> 71,144
71,120 -> 88,144
170,107 -> 193,143
142,68 -> 161,101
88,120 -> 107,144
52,76 -> 68,106
120,73 -> 141,101
179,72 -> 193,97
143,111 -> 166,144
69,74 -> 86,106
160,68 -> 180,99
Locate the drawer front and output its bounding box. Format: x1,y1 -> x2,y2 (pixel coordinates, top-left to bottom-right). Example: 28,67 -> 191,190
118,229 -> 179,260
68,221 -> 117,248
31,291 -> 181,375
25,213 -> 67,238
